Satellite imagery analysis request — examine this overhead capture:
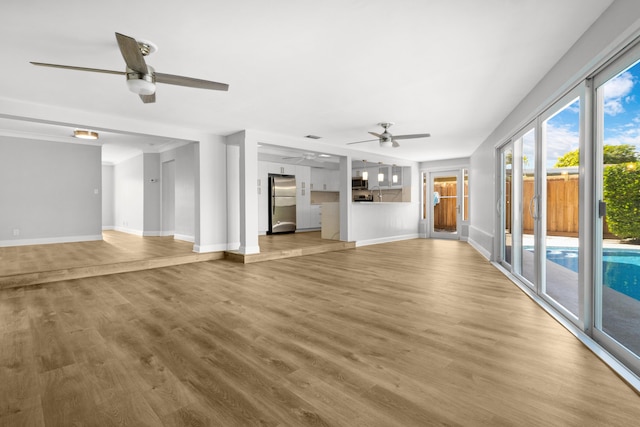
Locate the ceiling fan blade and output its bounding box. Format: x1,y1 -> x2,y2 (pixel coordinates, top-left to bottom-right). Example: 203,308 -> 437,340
392,139 -> 400,148
30,62 -> 125,75
368,132 -> 382,138
346,139 -> 378,145
392,133 -> 431,140
139,93 -> 156,104
155,72 -> 229,91
115,32 -> 148,73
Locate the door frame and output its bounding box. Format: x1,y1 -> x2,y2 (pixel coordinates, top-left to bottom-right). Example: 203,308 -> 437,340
429,169 -> 461,240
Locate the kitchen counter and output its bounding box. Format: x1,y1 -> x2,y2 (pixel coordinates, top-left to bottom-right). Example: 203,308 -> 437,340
321,202 -> 340,240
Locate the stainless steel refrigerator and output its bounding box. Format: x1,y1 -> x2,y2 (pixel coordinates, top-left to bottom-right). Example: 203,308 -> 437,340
268,174 -> 296,234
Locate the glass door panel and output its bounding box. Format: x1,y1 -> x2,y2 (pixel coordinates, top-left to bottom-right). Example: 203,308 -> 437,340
519,128 -> 536,287
541,96 -> 581,317
431,171 -> 460,239
595,58 -> 640,359
500,144 -> 513,268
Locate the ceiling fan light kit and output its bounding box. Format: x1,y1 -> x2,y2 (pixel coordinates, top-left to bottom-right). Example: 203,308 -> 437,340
30,32 -> 229,104
126,66 -> 156,95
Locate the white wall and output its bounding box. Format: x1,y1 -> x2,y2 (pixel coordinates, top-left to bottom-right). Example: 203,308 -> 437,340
114,154 -> 144,235
102,164 -> 115,229
0,136 -> 102,246
175,144 -> 196,241
469,0 -> 640,259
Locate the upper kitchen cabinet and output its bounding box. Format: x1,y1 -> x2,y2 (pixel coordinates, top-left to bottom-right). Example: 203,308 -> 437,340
310,168 -> 339,191
265,162 -> 296,175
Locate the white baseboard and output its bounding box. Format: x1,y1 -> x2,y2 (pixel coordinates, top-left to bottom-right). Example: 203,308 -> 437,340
0,234 -> 103,247
355,233 -> 419,247
193,243 -> 228,253
467,237 -> 491,260
102,226 -> 115,231
143,231 -> 162,237
174,234 -> 194,243
237,245 -> 261,254
227,242 -> 241,251
114,226 -> 144,236
159,230 -> 174,237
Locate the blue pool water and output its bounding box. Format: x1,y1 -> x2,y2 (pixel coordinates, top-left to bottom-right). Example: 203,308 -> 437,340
543,247 -> 640,301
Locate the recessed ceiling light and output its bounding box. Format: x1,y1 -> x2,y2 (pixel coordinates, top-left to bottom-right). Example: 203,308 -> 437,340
73,129 -> 99,140
305,135 -> 321,139
318,154 -> 331,158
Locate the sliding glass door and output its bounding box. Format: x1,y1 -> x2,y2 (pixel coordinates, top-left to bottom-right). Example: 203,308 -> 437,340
498,125 -> 536,288
593,46 -> 640,370
499,93 -> 583,321
500,143 -> 513,269
540,93 -> 581,319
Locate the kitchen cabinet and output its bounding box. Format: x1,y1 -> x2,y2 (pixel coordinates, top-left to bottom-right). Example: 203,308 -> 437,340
309,204 -> 321,228
367,166 -> 380,190
265,162 -> 296,175
321,202 -> 340,240
295,165 -> 311,229
390,166 -> 403,188
310,168 -> 340,191
257,161 -> 268,233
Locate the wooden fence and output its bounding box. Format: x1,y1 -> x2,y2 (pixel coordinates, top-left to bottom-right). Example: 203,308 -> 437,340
450,175 -> 615,238
432,180 -> 468,231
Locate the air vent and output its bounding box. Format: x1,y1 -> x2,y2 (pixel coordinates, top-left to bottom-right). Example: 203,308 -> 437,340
305,135 -> 322,139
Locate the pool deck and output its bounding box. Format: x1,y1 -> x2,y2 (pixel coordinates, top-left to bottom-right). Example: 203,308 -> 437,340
519,236 -> 640,356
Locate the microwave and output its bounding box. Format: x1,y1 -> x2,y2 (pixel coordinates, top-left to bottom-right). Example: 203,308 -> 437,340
352,177 -> 368,190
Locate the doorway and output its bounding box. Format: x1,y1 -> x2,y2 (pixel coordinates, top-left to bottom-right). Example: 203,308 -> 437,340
430,170 -> 461,239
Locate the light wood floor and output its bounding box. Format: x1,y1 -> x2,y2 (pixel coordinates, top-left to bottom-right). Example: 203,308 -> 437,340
0,231 -> 344,288
1,239 -> 640,425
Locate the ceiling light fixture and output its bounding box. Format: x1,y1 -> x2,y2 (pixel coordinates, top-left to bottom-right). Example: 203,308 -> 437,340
362,160 -> 369,180
73,129 -> 99,140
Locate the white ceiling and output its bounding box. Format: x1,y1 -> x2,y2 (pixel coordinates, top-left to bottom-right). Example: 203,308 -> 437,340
1,0 -> 614,164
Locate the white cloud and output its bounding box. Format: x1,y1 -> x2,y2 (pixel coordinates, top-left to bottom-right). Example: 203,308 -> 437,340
546,123 -> 579,167
603,71 -> 635,116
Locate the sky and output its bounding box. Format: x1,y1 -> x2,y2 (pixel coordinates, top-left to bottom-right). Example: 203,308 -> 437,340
522,59 -> 640,168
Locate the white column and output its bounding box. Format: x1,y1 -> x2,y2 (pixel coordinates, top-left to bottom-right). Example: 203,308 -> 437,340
193,135 -> 228,253
228,130 -> 260,254
339,155 -> 352,241
226,144 -> 240,250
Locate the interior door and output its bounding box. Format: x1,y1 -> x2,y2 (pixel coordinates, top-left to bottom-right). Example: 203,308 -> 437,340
430,170 -> 460,239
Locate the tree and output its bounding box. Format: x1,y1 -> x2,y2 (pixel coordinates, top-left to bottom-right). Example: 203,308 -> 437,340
554,144 -> 638,167
603,163 -> 640,241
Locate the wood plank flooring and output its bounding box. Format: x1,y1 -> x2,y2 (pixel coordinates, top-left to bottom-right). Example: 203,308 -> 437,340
0,232 -> 223,290
226,232 -> 355,263
1,239 -> 640,426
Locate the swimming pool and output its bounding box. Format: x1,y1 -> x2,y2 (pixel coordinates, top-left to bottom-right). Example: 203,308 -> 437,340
541,247 -> 640,301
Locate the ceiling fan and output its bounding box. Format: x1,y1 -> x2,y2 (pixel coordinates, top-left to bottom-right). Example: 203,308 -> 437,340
281,152 -> 331,163
347,122 -> 430,148
30,32 -> 229,104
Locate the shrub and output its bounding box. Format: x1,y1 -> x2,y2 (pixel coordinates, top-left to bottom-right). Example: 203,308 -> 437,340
603,163 -> 640,240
